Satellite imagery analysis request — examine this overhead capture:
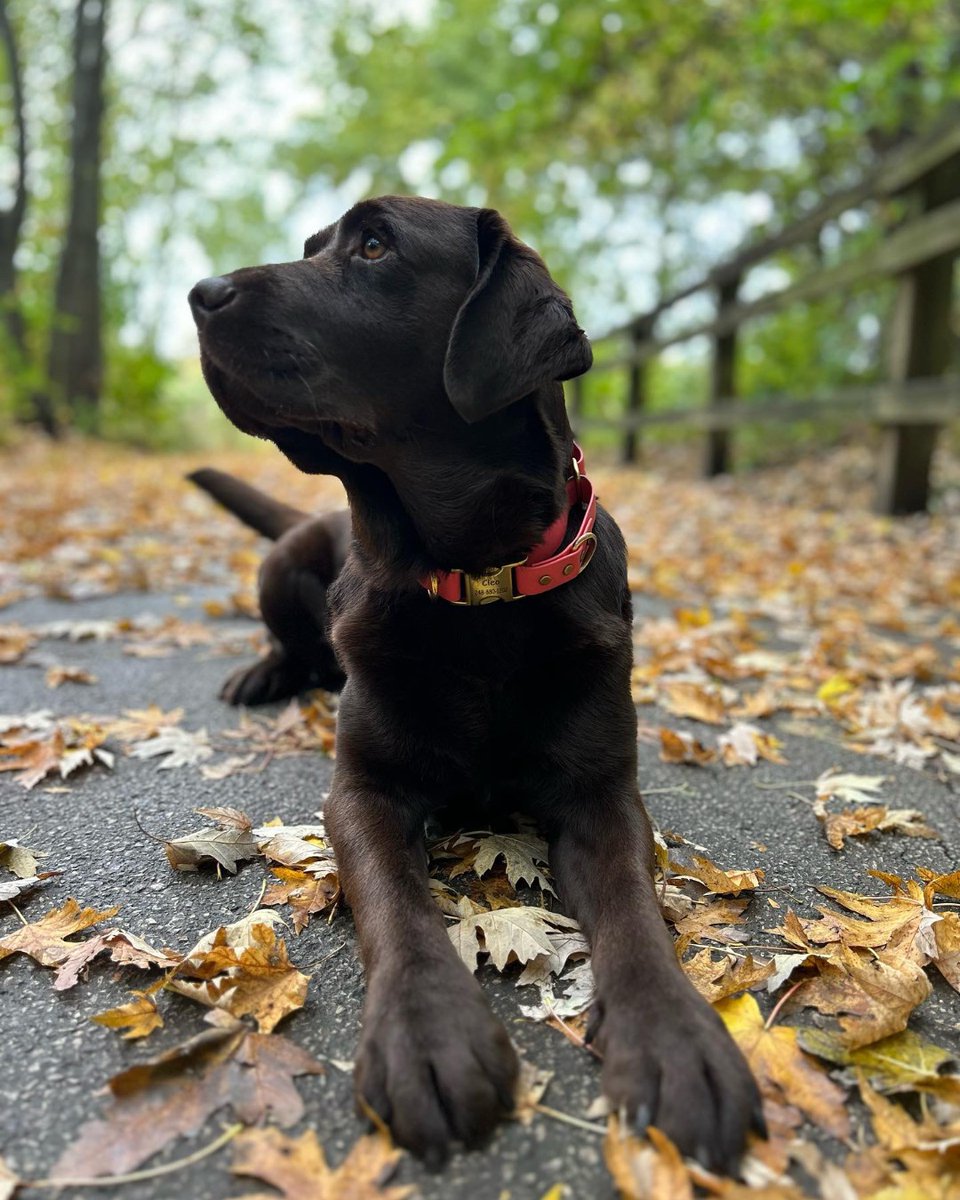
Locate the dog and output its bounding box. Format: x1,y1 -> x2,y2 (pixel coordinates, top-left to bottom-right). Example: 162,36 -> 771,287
187,196 -> 763,1172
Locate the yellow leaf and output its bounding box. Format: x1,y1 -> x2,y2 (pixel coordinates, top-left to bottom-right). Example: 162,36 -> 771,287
603,1117 -> 693,1200
229,1127 -> 414,1199
715,993 -> 850,1140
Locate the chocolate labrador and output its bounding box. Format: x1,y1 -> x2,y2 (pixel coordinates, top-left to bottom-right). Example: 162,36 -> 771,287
187,196 -> 763,1172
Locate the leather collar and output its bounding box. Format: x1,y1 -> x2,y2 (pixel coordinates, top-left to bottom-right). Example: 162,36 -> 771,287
421,443 -> 597,605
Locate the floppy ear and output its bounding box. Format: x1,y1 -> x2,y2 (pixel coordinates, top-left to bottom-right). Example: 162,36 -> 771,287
443,209 -> 593,423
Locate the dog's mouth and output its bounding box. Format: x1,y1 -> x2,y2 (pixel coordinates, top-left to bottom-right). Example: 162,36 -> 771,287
199,344 -> 378,467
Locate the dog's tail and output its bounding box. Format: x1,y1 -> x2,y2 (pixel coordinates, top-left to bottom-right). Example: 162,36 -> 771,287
187,468 -> 308,540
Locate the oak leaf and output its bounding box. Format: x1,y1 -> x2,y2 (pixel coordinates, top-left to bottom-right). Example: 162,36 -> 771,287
229,1127 -> 414,1200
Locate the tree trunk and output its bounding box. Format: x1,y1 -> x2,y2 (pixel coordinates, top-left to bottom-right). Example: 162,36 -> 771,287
44,0 -> 107,428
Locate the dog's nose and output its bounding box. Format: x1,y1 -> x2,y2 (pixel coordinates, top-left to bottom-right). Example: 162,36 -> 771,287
188,276 -> 237,322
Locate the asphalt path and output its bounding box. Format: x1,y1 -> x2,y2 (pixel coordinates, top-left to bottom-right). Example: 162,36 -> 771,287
1,582 -> 958,1199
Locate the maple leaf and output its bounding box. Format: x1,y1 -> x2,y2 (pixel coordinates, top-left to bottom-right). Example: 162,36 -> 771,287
102,705 -> 184,741
0,838 -> 43,878
671,897 -> 750,953
170,911 -> 309,1032
659,728 -> 716,766
448,905 -> 580,972
129,725 -> 213,768
50,1014 -> 324,1180
264,867 -> 340,932
229,1127 -> 414,1200
44,664 -> 97,688
52,928 -> 180,991
603,1118 -> 694,1200
661,681 -> 728,724
0,898 -> 119,968
815,769 -> 887,806
459,831 -> 556,895
716,993 -> 850,1140
717,722 -> 787,766
668,854 -> 764,896
681,950 -> 774,1003
164,824 -> 259,873
820,804 -> 936,850
797,1028 -> 960,1103
91,989 -> 164,1040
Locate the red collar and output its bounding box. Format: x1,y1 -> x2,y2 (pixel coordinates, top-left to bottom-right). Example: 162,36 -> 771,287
421,443 -> 598,605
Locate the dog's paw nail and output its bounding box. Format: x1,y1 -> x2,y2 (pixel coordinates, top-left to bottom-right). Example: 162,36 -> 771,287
751,1099 -> 768,1139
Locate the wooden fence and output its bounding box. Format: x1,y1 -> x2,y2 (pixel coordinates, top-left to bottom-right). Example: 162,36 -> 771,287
571,111 -> 960,514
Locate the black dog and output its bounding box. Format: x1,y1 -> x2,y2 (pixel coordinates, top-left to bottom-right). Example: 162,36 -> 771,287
187,197 -> 763,1171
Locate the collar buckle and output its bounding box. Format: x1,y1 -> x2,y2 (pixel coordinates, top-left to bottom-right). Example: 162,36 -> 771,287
449,560 -> 525,605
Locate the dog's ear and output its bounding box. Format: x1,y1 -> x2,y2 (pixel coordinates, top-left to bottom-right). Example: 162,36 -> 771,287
443,209 -> 592,423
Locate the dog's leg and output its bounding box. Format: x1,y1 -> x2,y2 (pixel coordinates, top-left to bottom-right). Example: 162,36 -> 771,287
325,783 -> 519,1166
542,787 -> 763,1174
222,514 -> 347,706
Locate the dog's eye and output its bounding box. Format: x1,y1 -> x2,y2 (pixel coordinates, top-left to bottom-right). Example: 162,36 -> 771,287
360,234 -> 386,261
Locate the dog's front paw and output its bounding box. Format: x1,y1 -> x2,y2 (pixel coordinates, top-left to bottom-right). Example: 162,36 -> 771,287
591,984 -> 764,1175
355,965 -> 519,1167
220,653 -> 303,706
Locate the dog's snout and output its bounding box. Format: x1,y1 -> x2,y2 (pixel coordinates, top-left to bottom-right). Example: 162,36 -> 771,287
189,276 -> 237,322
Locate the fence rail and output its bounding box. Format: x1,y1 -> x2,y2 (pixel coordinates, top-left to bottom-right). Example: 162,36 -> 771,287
574,109 -> 960,513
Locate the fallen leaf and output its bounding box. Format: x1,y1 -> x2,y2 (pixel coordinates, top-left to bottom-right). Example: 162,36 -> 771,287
264,867 -> 340,932
163,824 -> 259,873
51,1015 -> 324,1180
718,722 -> 787,766
0,1156 -> 20,1200
463,831 -> 555,894
448,905 -> 580,972
681,950 -> 774,1002
797,1028 -> 960,1101
603,1117 -> 694,1200
170,912 -> 310,1032
53,928 -> 179,991
45,664 -> 97,688
668,855 -> 764,896
659,728 -> 717,766
661,682 -> 727,725
815,770 -> 887,806
716,993 -> 850,1139
229,1126 -> 414,1200
0,838 -> 43,878
91,990 -> 165,1040
129,725 -> 213,768
0,898 -> 119,968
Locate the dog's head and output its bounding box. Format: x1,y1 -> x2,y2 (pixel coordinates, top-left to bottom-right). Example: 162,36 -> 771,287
189,196 -> 591,473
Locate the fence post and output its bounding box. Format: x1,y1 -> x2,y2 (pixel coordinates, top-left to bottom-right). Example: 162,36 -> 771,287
623,317 -> 652,464
704,273 -> 741,477
874,154 -> 960,514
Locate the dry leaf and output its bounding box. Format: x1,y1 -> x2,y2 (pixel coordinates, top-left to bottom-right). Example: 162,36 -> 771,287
464,831 -> 555,895
51,1015 -> 324,1180
164,824 -> 259,873
717,722 -> 787,766
681,950 -> 774,1002
448,905 -> 580,972
668,855 -> 764,896
229,1127 -> 414,1200
45,664 -> 97,688
661,682 -> 727,724
91,989 -> 164,1040
659,728 -> 717,766
129,725 -> 213,768
0,898 -> 119,969
797,1028 -> 960,1101
603,1117 -> 694,1200
716,993 -> 850,1139
170,912 -> 309,1032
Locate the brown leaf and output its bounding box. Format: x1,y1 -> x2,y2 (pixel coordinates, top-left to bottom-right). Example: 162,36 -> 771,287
661,682 -> 727,725
264,867 -> 340,932
45,664 -> 97,688
50,1017 -> 324,1180
163,824 -> 259,873
716,993 -> 850,1140
603,1118 -> 694,1200
0,1155 -> 20,1200
668,855 -> 764,897
681,950 -> 774,1003
659,728 -> 716,766
53,928 -> 180,991
170,914 -> 309,1032
933,911 -> 960,992
0,898 -> 119,968
229,1127 -> 414,1200
91,990 -> 164,1040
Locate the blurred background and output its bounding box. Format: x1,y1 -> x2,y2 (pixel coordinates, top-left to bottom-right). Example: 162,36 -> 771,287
1,0 -> 959,500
